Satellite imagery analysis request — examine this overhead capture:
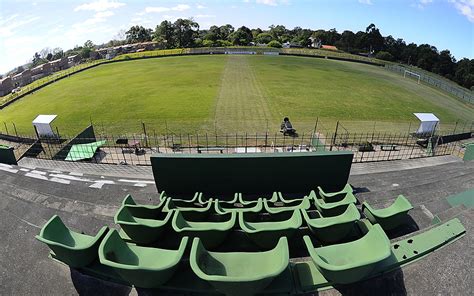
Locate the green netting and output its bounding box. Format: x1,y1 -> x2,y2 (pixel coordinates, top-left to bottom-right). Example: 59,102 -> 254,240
0,144 -> 10,149
65,140 -> 106,161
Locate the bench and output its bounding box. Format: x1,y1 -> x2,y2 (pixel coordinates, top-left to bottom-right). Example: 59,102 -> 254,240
380,144 -> 398,151
197,147 -> 225,154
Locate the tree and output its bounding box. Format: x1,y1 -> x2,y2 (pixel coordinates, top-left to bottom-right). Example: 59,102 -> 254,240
173,18 -> 199,48
52,48 -> 64,60
84,40 -> 95,49
365,23 -> 384,52
335,30 -> 356,52
269,25 -> 289,42
31,52 -> 45,67
204,25 -> 220,42
435,50 -> 455,76
154,21 -> 175,48
255,33 -> 273,44
126,25 -> 153,43
230,26 -> 253,45
219,24 -> 234,41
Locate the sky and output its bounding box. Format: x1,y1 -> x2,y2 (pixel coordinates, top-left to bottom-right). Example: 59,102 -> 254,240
0,0 -> 473,74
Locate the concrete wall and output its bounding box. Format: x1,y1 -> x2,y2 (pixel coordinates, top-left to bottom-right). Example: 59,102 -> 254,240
151,151 -> 353,197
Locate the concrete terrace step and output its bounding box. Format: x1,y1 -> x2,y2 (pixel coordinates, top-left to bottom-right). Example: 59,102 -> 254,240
350,161 -> 474,193
18,157 -> 154,179
435,205 -> 468,223
356,171 -> 474,206
349,155 -> 463,176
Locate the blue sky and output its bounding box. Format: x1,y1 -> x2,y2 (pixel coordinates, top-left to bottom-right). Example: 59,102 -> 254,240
0,0 -> 472,73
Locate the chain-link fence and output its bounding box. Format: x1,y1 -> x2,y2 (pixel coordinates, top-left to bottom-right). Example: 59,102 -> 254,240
384,64 -> 473,104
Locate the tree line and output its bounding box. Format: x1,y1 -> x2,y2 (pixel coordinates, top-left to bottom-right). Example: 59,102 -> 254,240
9,20 -> 473,90
120,21 -> 474,90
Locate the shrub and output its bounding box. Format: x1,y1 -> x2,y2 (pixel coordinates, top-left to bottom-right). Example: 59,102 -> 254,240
268,40 -> 282,48
375,51 -> 394,61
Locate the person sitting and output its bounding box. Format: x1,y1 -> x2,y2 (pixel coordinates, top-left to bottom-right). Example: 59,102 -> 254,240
280,117 -> 296,134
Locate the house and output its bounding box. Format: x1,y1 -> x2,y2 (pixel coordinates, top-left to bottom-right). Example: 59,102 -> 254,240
67,54 -> 81,67
0,77 -> 13,96
49,57 -> 68,72
309,37 -> 322,48
31,63 -> 52,81
11,69 -> 32,87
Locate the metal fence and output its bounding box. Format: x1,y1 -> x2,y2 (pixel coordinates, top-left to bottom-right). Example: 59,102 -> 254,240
2,125 -> 471,166
384,64 -> 473,104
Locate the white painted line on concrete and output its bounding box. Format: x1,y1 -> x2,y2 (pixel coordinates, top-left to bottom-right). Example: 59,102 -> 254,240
19,168 -> 30,172
31,170 -> 47,175
50,177 -> 71,185
0,166 -> 19,174
133,183 -> 147,187
48,170 -> 63,174
69,172 -> 84,176
0,163 -> 13,169
25,173 -> 48,180
89,180 -> 115,189
118,179 -> 155,184
49,174 -> 92,182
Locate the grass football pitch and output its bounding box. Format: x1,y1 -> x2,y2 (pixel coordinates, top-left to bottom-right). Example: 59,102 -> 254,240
0,55 -> 472,136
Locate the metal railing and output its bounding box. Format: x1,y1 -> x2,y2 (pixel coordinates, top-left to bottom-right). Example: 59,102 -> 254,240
1,127 -> 470,166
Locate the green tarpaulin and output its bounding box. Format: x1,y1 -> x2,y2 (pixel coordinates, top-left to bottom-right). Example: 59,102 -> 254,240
65,140 -> 106,162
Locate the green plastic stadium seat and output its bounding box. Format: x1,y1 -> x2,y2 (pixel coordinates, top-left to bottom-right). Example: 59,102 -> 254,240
215,198 -> 264,214
238,192 -> 279,205
114,205 -> 173,244
121,194 -> 168,211
301,204 -> 360,243
318,184 -> 354,202
165,198 -> 214,220
311,191 -> 357,216
239,209 -> 302,249
362,195 -> 413,230
263,196 -> 311,214
36,215 -> 107,268
277,192 -> 306,204
172,210 -> 236,248
190,236 -> 289,296
303,224 -> 391,284
99,229 -> 187,288
208,193 -> 239,205
166,191 -> 201,204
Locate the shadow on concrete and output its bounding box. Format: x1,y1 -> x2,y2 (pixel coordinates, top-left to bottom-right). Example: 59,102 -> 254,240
385,216 -> 420,240
70,268 -> 131,296
333,267 -> 407,296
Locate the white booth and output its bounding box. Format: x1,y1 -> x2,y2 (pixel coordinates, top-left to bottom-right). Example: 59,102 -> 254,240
32,115 -> 58,137
413,113 -> 439,136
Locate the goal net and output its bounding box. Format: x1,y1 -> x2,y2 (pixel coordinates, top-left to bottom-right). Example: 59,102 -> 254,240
404,70 -> 421,84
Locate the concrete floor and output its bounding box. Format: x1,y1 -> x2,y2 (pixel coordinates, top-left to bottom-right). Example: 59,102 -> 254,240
0,156 -> 472,295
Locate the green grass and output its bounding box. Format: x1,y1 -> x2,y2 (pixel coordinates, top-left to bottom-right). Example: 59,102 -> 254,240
0,54 -> 472,136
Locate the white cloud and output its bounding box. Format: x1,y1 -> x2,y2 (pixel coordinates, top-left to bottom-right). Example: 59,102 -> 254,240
196,4 -> 206,9
74,0 -> 125,12
0,15 -> 41,38
358,0 -> 373,4
256,0 -> 279,5
143,4 -> 191,14
449,0 -> 474,22
244,0 -> 289,6
95,11 -> 115,18
195,14 -> 216,18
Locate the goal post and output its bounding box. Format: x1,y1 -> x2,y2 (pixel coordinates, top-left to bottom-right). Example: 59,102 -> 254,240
404,70 -> 421,84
